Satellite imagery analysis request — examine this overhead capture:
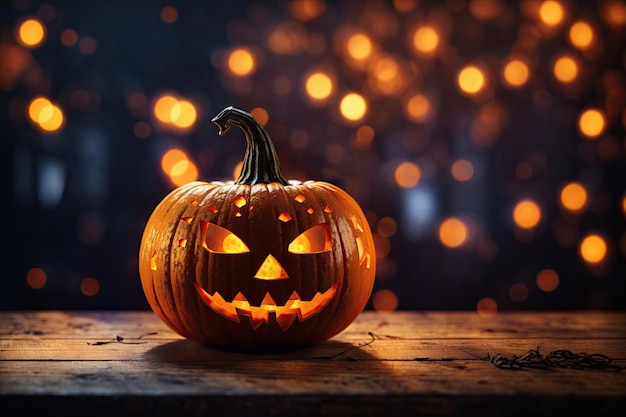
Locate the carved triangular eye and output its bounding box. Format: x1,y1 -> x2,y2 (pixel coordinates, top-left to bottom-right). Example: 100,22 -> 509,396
288,223 -> 331,254
201,221 -> 249,254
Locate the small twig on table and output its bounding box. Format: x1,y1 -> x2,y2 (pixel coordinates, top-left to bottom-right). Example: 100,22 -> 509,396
87,332 -> 158,346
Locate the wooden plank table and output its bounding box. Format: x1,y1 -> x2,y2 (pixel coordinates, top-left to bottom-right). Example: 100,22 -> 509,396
1,310 -> 625,416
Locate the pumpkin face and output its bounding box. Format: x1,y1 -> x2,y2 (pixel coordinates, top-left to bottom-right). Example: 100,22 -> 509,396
139,107 -> 376,349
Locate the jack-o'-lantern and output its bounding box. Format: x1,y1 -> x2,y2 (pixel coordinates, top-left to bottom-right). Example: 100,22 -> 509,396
139,106 -> 376,349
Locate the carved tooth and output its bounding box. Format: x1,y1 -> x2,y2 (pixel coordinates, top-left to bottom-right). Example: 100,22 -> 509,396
261,292 -> 276,307
276,313 -> 297,331
233,292 -> 247,302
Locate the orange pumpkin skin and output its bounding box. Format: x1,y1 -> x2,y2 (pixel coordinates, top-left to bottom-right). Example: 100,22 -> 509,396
139,107 -> 376,349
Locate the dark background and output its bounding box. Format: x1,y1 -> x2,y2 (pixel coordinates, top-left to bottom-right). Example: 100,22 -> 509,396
1,0 -> 624,312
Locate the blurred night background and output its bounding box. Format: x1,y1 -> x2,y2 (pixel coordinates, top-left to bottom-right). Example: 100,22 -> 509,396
1,0 -> 625,313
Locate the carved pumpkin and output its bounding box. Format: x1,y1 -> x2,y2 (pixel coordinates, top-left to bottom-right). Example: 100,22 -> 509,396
139,106 -> 376,349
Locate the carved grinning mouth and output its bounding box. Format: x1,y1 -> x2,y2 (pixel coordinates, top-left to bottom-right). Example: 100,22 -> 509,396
194,282 -> 339,331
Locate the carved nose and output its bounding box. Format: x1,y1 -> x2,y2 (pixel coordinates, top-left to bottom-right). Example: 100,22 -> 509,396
254,254 -> 289,280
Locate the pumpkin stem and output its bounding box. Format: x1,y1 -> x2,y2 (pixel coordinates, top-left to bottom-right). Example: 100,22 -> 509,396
211,106 -> 289,186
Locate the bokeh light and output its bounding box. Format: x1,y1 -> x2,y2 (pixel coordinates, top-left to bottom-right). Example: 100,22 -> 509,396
559,182 -> 588,212
457,65 -> 486,95
250,107 -> 269,125
26,267 -> 47,289
579,234 -> 608,264
346,33 -> 372,60
3,0 -> 625,312
305,71 -> 334,101
539,0 -> 565,26
372,289 -> 398,312
553,55 -> 578,83
153,94 -> 198,131
394,161 -> 421,188
578,108 -> 606,139
161,6 -> 178,23
450,159 -> 474,182
80,277 -> 100,297
513,199 -> 541,229
502,58 -> 530,88
536,269 -> 560,292
476,297 -> 498,317
60,28 -> 78,46
404,93 -> 432,122
339,92 -> 367,121
412,25 -> 439,55
509,283 -> 529,302
27,96 -> 64,132
568,21 -> 594,49
438,217 -> 468,248
227,47 -> 256,76
17,18 -> 46,48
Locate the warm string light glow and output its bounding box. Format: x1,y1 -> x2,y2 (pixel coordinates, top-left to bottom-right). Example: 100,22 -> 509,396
27,96 -> 65,132
404,94 -> 432,122
160,148 -> 199,186
394,161 -> 421,188
153,94 -> 198,130
559,182 -> 588,212
438,217 -> 468,248
227,47 -> 256,76
502,58 -> 530,88
579,234 -> 608,264
536,269 -> 560,292
569,21 -> 594,49
539,1 -> 565,27
26,267 -> 47,289
17,18 -> 46,48
305,71 -> 334,102
513,199 -> 541,229
9,0 -> 625,312
578,108 -> 606,139
411,25 -> 439,55
339,92 -> 367,121
457,65 -> 486,95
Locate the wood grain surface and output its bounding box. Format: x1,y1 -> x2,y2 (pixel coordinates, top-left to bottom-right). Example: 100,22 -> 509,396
1,310 -> 625,416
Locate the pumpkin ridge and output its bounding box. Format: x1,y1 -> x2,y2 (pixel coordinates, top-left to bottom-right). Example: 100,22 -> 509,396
167,183 -> 209,338
307,185 -> 346,338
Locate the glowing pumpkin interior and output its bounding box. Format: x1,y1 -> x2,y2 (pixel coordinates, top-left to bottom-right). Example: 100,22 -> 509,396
148,192 -> 372,331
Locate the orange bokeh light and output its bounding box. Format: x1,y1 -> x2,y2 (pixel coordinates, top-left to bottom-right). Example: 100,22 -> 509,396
412,26 -> 439,55
578,109 -> 606,139
227,47 -> 256,76
503,58 -> 530,88
394,161 -> 421,188
536,269 -> 560,292
438,217 -> 468,248
346,33 -> 372,60
457,65 -> 486,95
339,92 -> 367,121
539,0 -> 564,26
476,297 -> 498,317
305,71 -> 334,101
80,277 -> 100,297
26,267 -> 47,289
17,18 -> 46,48
450,159 -> 474,182
569,21 -> 594,49
513,199 -> 541,229
553,56 -> 578,83
559,182 -> 588,212
372,289 -> 398,312
579,234 -> 608,264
